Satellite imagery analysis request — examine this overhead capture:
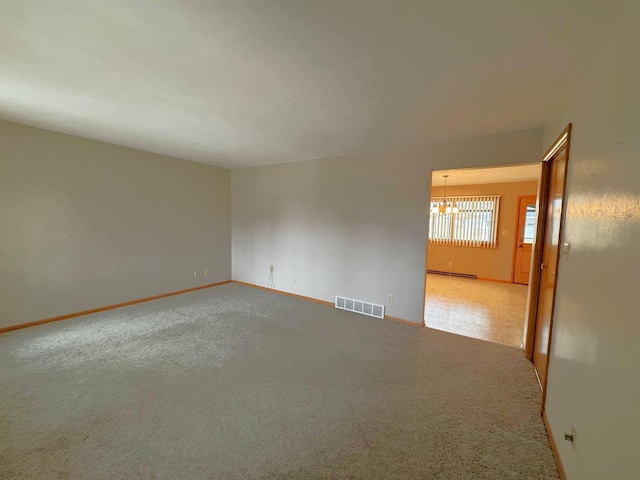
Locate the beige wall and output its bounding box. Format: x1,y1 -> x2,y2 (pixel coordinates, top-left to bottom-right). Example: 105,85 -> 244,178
0,121 -> 231,328
427,181 -> 538,281
541,2 -> 640,479
232,128 -> 543,323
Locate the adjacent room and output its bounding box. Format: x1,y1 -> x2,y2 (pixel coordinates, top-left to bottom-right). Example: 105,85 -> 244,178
424,164 -> 540,347
1,1 -> 638,479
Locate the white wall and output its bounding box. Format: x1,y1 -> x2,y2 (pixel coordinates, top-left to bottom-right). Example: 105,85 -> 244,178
0,121 -> 231,327
232,128 -> 542,322
542,2 -> 640,479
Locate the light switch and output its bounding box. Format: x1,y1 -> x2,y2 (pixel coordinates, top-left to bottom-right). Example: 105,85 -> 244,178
562,242 -> 571,259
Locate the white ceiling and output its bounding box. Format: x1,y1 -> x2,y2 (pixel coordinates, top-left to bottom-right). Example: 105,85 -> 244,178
431,164 -> 541,187
0,1 -> 615,169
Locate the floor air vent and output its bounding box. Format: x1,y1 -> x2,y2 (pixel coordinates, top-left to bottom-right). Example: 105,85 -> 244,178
426,269 -> 477,280
335,296 -> 385,319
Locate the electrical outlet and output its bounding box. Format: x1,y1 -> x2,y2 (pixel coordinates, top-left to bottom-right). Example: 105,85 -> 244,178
194,270 -> 198,278
204,269 -> 209,276
294,277 -> 297,284
387,294 -> 393,303
448,261 -> 453,267
564,425 -> 577,448
269,265 -> 274,272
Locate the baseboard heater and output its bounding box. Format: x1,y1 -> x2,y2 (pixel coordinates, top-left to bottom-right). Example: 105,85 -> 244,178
427,269 -> 477,280
335,296 -> 385,319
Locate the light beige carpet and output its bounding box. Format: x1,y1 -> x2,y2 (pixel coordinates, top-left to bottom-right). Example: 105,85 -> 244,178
0,283 -> 559,479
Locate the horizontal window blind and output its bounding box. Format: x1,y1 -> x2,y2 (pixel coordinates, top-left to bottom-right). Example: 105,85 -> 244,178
429,195 -> 501,248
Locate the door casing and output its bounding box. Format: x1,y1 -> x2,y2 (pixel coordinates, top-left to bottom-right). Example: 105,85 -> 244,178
523,124 -> 572,406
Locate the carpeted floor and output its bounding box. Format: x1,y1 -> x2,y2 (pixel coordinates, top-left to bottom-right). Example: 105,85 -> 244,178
0,283 -> 559,479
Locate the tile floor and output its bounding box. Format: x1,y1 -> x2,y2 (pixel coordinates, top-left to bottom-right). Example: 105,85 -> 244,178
424,274 -> 528,347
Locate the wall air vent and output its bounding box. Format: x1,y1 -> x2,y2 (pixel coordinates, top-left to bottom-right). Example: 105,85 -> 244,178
335,296 -> 385,319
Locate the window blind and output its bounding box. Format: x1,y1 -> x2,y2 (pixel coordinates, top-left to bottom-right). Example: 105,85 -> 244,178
429,195 -> 501,248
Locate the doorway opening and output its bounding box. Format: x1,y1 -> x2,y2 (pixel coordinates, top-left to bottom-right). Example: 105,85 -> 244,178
423,163 -> 541,347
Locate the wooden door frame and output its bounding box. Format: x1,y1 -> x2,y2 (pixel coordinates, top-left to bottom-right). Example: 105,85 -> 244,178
523,124 -> 572,398
511,194 -> 538,284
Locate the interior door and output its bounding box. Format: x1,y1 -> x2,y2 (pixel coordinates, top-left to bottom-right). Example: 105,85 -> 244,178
513,195 -> 537,285
533,146 -> 567,389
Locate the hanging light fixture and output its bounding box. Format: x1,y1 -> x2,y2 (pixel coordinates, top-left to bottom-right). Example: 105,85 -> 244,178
432,174 -> 459,214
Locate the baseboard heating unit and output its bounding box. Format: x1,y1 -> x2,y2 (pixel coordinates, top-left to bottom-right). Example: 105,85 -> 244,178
335,296 -> 385,319
426,270 -> 478,280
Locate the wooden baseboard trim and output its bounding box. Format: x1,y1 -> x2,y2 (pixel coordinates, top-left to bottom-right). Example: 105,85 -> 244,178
0,280 -> 232,334
232,280 -> 335,307
476,277 -> 513,284
543,409 -> 568,480
232,280 -> 422,328
385,315 -> 424,328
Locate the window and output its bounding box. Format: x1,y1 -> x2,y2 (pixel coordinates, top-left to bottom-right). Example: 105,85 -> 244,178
429,195 -> 501,248
523,204 -> 536,244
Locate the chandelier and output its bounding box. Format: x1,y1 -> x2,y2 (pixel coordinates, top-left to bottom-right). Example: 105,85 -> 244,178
431,174 -> 459,214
